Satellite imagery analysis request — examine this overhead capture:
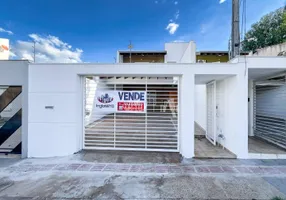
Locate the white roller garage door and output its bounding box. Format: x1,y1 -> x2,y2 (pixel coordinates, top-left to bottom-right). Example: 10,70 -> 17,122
254,73 -> 286,149
84,76 -> 179,151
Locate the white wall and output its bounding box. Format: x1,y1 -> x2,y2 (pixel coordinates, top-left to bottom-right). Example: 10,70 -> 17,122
180,73 -> 195,158
248,80 -> 254,136
164,42 -> 188,63
28,65 -> 82,157
216,80 -> 225,144
164,42 -> 197,63
180,41 -> 196,63
194,85 -> 206,129
0,61 -> 29,157
215,74 -> 248,158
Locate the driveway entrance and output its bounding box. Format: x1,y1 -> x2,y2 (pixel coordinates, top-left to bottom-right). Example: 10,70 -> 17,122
84,76 -> 179,152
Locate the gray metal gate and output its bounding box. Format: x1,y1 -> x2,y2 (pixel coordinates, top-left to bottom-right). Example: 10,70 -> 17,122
0,86 -> 22,154
84,76 -> 179,152
253,73 -> 286,149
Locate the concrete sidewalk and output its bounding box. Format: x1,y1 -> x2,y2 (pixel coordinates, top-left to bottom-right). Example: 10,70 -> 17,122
0,155 -> 286,199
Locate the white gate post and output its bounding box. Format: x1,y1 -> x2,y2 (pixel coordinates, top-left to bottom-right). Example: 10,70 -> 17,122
180,73 -> 194,158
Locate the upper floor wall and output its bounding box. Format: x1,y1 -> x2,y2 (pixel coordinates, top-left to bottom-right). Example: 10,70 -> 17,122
117,41 -> 196,64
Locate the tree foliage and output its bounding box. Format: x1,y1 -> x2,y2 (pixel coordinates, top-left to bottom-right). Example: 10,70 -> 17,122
242,7 -> 286,52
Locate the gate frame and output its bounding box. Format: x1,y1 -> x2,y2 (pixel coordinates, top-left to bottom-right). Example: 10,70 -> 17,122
81,75 -> 181,152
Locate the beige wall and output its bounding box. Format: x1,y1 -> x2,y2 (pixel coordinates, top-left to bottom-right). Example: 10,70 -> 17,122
250,42 -> 286,56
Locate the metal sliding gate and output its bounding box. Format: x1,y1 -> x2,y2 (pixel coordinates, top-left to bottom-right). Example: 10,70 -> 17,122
0,86 -> 22,154
206,81 -> 216,145
253,74 -> 286,149
84,76 -> 179,151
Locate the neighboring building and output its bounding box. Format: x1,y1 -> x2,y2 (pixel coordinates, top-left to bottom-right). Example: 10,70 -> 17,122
0,41 -> 286,160
116,51 -> 166,63
196,51 -> 249,63
249,42 -> 286,56
196,51 -> 229,63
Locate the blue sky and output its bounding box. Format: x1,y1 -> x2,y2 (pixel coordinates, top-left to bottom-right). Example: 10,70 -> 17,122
0,0 -> 285,63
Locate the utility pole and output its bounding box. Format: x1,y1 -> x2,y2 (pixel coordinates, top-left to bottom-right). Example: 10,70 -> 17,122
33,40 -> 36,63
231,0 -> 240,59
128,40 -> 133,63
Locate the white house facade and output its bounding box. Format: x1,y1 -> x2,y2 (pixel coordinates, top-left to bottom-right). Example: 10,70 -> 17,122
0,42 -> 285,159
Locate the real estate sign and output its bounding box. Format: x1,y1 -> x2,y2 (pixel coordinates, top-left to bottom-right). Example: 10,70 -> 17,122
95,90 -> 147,113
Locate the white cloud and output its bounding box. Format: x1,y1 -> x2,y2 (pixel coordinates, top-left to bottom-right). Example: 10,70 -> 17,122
219,0 -> 227,4
0,27 -> 13,35
200,25 -> 206,35
172,40 -> 185,43
166,23 -> 179,35
13,34 -> 83,63
174,1 -> 178,5
174,10 -> 180,20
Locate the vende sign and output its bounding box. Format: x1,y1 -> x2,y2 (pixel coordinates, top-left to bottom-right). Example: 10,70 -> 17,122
95,90 -> 147,113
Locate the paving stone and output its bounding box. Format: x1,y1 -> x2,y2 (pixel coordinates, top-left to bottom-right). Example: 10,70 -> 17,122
41,164 -> 57,170
117,165 -> 131,172
248,167 -> 267,174
54,164 -> 69,171
90,164 -> 106,171
77,164 -> 93,171
129,165 -> 142,172
182,166 -> 195,173
169,166 -> 183,173
221,166 -> 237,173
234,166 -> 252,173
208,166 -> 224,173
140,165 -> 156,173
260,167 -> 281,174
155,165 -> 169,173
66,164 -> 81,170
103,164 -> 118,171
22,166 -> 38,172
277,167 -> 286,174
195,166 -> 210,173
5,161 -> 286,176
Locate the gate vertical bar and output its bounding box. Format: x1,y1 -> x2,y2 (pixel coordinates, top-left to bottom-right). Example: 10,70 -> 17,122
82,76 -> 86,149
145,76 -> 148,149
177,76 -> 180,151
114,76 -> 116,148
253,82 -> 256,136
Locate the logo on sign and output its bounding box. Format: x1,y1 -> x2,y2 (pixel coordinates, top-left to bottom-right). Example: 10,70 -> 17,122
97,93 -> 114,104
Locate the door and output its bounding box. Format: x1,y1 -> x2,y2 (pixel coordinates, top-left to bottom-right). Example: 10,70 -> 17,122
206,81 -> 216,145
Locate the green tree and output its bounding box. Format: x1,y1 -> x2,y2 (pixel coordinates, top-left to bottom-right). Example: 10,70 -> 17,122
242,6 -> 286,52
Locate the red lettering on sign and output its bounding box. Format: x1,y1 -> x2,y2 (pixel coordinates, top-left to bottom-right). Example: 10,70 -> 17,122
117,102 -> 144,112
